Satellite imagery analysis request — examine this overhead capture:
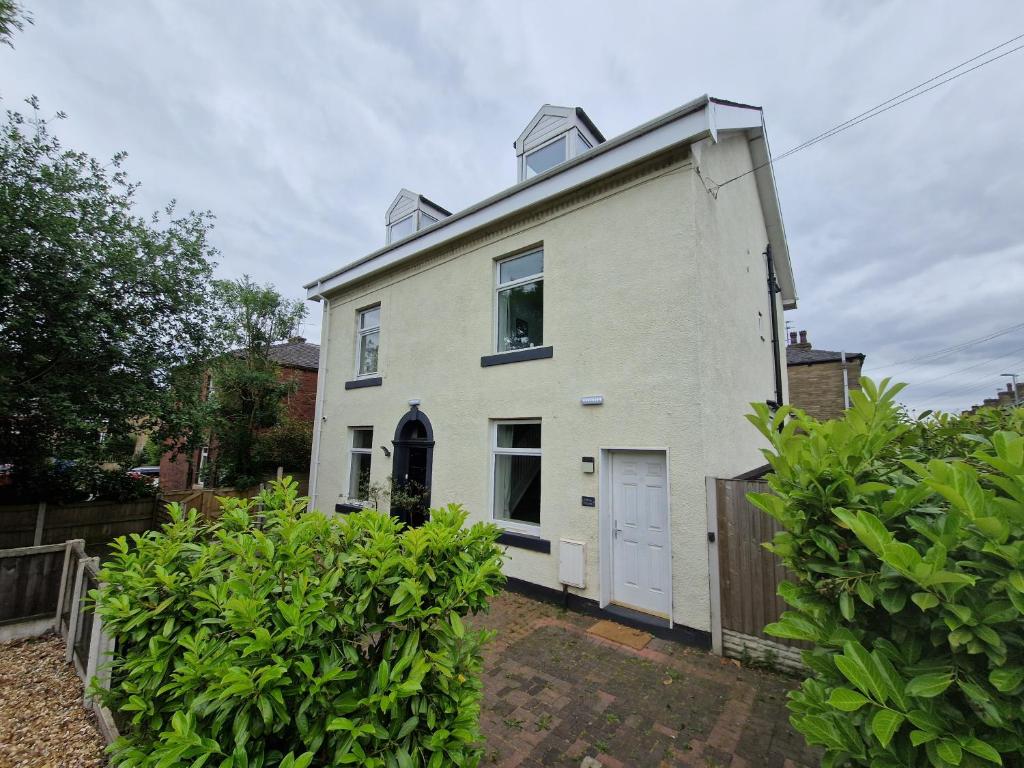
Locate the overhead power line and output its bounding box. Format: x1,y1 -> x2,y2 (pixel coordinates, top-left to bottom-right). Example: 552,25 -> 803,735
926,355 -> 1024,402
905,344 -> 1024,388
869,321 -> 1024,373
710,33 -> 1024,192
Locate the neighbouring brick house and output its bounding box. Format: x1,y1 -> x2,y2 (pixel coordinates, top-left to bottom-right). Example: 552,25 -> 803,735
786,330 -> 864,421
159,338 -> 320,491
963,381 -> 1024,414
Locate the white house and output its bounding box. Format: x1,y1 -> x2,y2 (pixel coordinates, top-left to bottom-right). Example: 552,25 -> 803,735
305,95 -> 797,644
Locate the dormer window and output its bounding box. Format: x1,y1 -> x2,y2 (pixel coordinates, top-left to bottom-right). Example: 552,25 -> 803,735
385,189 -> 451,244
515,104 -> 604,182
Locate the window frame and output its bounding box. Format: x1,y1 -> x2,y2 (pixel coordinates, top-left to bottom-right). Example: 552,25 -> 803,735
387,214 -> 416,244
489,418 -> 542,534
494,248 -> 544,354
355,304 -> 381,379
521,134 -> 568,180
348,427 -> 374,503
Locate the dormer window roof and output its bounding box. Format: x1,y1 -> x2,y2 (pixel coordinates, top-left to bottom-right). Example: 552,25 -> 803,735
515,105 -> 605,182
385,189 -> 451,244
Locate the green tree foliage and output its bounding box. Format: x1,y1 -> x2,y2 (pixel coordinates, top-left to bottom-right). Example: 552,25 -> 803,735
203,277 -> 308,487
0,0 -> 30,47
748,379 -> 1024,767
0,102 -> 220,498
252,417 -> 314,472
93,480 -> 505,767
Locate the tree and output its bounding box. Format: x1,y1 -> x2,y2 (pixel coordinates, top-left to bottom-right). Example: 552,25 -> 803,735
0,0 -> 30,47
203,276 -> 307,487
0,101 -> 221,499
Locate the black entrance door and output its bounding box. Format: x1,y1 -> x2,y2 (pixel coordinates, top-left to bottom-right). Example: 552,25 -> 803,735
391,408 -> 434,527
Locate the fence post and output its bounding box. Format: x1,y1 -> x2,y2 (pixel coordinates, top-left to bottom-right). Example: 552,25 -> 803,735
65,555 -> 88,662
706,476 -> 723,656
54,539 -> 80,635
83,568 -> 106,707
33,501 -> 47,546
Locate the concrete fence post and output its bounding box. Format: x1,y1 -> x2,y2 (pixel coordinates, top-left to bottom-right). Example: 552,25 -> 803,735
33,501 -> 46,546
65,556 -> 88,663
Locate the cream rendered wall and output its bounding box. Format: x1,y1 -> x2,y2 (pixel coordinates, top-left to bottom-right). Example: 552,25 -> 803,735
314,140 -> 784,633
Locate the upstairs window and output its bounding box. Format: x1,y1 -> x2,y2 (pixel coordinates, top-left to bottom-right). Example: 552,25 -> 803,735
492,420 -> 541,528
349,428 -> 373,501
356,306 -> 380,376
524,136 -> 567,179
496,250 -> 543,352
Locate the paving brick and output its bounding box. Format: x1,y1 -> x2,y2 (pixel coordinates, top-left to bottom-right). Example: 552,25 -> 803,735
473,591 -> 820,768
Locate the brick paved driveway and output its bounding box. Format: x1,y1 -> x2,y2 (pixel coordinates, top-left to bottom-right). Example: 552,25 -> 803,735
471,592 -> 819,768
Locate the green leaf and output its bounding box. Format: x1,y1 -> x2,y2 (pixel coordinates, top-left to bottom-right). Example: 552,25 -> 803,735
905,671 -> 953,698
988,667 -> 1024,693
963,737 -> 1002,764
856,580 -> 876,607
911,592 -> 939,610
450,613 -> 465,639
910,729 -> 937,746
937,740 -> 963,765
871,709 -> 904,748
839,592 -> 855,621
827,688 -> 869,712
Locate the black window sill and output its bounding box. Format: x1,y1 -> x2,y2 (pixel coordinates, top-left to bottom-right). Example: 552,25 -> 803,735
335,502 -> 365,514
480,346 -> 553,367
497,530 -> 551,554
345,376 -> 382,390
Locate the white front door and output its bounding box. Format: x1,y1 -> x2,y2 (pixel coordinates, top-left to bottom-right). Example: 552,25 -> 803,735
610,451 -> 671,617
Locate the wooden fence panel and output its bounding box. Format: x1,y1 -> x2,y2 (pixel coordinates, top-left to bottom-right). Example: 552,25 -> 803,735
0,504 -> 42,548
160,487 -> 257,520
0,546 -> 67,623
0,499 -> 160,550
715,478 -> 801,646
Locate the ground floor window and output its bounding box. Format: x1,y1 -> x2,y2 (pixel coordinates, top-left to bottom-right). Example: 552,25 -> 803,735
349,428 -> 373,501
492,420 -> 541,527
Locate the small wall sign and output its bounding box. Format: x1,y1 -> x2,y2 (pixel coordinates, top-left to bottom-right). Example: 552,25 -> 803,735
581,496 -> 596,507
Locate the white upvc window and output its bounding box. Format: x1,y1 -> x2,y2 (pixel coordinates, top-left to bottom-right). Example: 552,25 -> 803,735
495,249 -> 544,353
196,445 -> 210,488
524,135 -> 567,178
348,427 -> 373,501
388,215 -> 416,243
356,305 -> 380,377
491,420 -> 542,532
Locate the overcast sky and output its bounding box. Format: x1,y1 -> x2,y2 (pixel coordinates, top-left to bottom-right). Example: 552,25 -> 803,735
4,1 -> 1024,413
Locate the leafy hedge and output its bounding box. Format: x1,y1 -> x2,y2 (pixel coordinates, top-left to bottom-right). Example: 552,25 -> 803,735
749,379 -> 1024,767
93,479 -> 505,767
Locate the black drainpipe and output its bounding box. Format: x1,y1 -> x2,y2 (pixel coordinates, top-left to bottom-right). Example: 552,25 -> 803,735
765,244 -> 784,408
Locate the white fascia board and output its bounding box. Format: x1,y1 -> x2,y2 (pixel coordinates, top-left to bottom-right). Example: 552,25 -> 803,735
744,123 -> 798,309
306,96 -> 724,300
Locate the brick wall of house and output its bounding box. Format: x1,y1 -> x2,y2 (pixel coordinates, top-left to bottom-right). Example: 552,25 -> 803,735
159,444 -> 201,491
788,359 -> 863,421
786,331 -> 864,422
280,367 -> 319,423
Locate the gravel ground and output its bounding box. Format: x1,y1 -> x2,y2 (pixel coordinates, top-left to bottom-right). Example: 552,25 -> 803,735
0,634 -> 107,767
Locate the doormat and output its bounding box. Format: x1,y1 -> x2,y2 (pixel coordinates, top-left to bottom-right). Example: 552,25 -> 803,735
586,620 -> 652,650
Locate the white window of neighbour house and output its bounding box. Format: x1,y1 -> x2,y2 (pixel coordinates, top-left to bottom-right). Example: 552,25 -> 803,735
348,428 -> 373,501
491,420 -> 541,530
356,306 -> 380,377
496,249 -> 543,353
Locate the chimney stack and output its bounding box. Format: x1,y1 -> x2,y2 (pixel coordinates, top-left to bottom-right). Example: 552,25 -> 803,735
789,331 -> 798,345
792,330 -> 811,350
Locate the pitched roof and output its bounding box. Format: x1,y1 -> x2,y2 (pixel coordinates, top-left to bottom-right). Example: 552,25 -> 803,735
306,95 -> 797,309
786,346 -> 864,366
267,341 -> 320,371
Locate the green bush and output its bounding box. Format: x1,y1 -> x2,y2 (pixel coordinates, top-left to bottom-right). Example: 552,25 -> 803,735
748,379 -> 1024,767
93,479 -> 505,767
